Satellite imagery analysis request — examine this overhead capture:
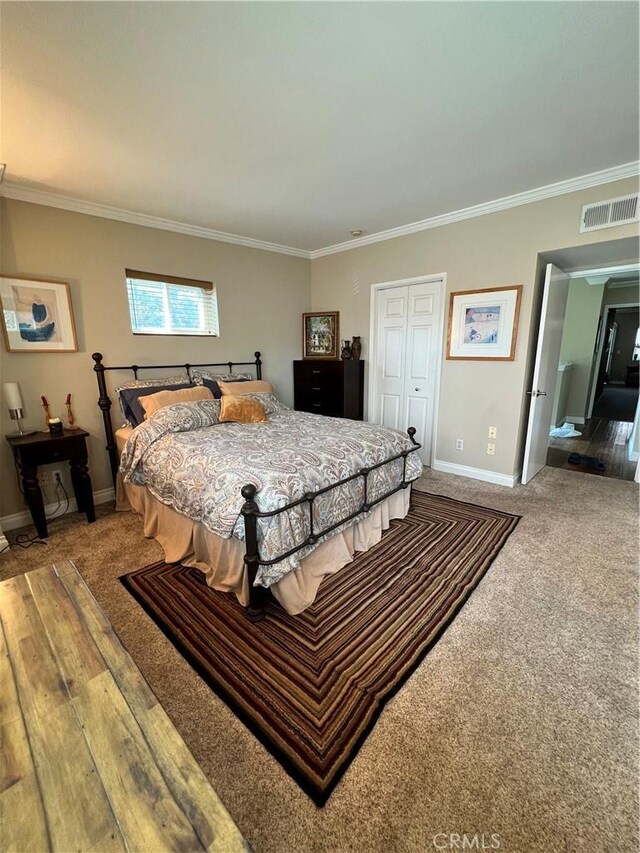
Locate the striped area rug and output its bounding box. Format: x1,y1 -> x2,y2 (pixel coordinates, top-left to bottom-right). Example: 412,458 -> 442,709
121,490 -> 519,804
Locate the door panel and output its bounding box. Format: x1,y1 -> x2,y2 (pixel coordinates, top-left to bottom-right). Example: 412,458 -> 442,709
382,327 -> 404,379
381,394 -> 401,430
408,326 -> 431,380
406,394 -> 430,451
411,293 -> 434,316
384,296 -> 406,318
522,263 -> 570,484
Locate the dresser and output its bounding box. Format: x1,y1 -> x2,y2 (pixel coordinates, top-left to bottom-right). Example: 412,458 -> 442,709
294,360 -> 364,419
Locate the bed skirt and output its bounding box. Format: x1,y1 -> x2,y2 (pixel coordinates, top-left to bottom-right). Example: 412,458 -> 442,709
116,476 -> 411,615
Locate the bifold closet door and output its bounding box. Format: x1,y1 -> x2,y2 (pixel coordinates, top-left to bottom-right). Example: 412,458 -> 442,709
374,281 -> 442,465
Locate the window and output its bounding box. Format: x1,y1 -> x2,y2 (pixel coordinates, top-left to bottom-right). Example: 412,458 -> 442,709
125,269 -> 219,336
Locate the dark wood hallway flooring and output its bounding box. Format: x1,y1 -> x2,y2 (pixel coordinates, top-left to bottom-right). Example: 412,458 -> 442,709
547,417 -> 637,481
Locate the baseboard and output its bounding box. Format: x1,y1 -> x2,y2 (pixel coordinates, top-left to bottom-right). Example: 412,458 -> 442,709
1,487 -> 115,532
432,459 -> 519,488
565,415 -> 587,425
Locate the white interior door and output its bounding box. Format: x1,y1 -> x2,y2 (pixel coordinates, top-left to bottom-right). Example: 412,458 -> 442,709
522,263 -> 570,484
373,279 -> 443,465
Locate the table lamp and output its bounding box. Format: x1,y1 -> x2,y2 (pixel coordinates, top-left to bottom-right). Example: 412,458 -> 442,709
4,382 -> 36,436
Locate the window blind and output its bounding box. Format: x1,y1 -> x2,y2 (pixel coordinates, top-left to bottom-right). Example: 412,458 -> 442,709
125,273 -> 219,336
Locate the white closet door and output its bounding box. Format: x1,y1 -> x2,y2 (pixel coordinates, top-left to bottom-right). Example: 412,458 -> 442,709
375,285 -> 408,430
403,283 -> 442,465
373,279 -> 443,466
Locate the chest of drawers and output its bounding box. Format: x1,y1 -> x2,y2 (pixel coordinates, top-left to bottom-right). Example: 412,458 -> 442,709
293,360 -> 364,419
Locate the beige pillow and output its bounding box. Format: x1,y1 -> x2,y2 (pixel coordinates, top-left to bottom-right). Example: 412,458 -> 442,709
140,386 -> 214,419
219,379 -> 273,396
219,395 -> 267,424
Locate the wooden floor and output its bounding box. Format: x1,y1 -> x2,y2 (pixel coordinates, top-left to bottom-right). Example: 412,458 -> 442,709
0,559 -> 250,853
547,417 -> 637,481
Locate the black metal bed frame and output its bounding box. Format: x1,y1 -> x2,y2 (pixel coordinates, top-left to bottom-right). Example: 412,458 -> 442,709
92,351 -> 421,621
92,351 -> 262,483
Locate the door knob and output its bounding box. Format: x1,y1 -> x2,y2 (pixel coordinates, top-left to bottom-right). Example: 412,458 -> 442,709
526,389 -> 547,397
414,387 -> 420,392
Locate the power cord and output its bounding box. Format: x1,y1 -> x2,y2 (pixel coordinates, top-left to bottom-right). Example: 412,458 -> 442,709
45,472 -> 70,521
0,474 -> 71,553
8,532 -> 48,550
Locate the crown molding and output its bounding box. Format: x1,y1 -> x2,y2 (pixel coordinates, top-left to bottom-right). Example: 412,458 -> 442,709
2,161 -> 638,262
0,183 -> 311,259
309,161 -> 640,259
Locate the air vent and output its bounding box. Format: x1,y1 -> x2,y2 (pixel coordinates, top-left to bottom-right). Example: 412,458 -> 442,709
580,193 -> 639,232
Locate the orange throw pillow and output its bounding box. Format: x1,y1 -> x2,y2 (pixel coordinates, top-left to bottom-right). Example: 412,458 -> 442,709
218,379 -> 273,396
140,386 -> 213,419
219,395 -> 267,424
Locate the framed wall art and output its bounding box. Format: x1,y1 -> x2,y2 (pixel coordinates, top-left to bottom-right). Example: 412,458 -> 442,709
303,311 -> 340,359
0,276 -> 78,353
447,285 -> 522,361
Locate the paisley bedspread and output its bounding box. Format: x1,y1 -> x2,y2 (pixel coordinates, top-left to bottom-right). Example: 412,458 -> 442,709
119,394 -> 423,587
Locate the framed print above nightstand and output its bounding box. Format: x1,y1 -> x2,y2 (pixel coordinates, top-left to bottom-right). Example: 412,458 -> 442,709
0,276 -> 78,353
447,285 -> 522,361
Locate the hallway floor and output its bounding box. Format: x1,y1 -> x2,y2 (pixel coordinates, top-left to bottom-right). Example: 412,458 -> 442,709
547,417 -> 637,481
592,384 -> 639,422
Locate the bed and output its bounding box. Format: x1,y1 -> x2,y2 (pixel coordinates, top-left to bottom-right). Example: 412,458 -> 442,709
93,352 -> 423,620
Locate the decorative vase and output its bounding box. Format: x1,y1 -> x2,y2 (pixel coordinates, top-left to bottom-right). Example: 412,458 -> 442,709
41,395 -> 51,432
351,336 -> 362,360
65,393 -> 78,429
341,340 -> 352,360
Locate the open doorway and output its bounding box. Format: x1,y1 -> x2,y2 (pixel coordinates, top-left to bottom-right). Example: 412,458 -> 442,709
545,272 -> 639,481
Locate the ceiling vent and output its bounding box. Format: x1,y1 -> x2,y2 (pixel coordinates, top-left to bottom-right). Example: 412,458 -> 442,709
580,193 -> 639,233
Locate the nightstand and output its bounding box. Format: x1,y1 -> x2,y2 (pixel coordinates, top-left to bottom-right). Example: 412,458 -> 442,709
6,429 -> 95,539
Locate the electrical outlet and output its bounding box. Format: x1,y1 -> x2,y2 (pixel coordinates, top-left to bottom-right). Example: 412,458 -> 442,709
488,426 -> 497,439
487,442 -> 496,456
455,438 -> 464,451
38,470 -> 50,488
52,469 -> 63,486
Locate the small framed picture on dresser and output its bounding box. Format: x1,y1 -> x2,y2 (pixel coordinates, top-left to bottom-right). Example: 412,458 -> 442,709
302,311 -> 340,359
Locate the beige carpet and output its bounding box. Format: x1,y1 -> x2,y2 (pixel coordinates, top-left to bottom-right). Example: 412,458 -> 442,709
1,467 -> 638,853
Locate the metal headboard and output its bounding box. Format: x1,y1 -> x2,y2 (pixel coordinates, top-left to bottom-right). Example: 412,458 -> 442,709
91,350 -> 262,484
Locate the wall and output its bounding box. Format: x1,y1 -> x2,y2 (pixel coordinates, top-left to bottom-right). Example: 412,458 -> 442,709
0,199 -> 310,518
310,177 -> 639,480
609,309 -> 639,383
558,278 -> 605,421
603,282 -> 640,307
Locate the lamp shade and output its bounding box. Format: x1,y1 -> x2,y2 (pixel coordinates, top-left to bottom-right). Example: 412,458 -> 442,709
3,382 -> 23,411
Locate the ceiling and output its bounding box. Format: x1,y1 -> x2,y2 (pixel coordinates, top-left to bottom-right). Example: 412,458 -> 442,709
1,2 -> 638,253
